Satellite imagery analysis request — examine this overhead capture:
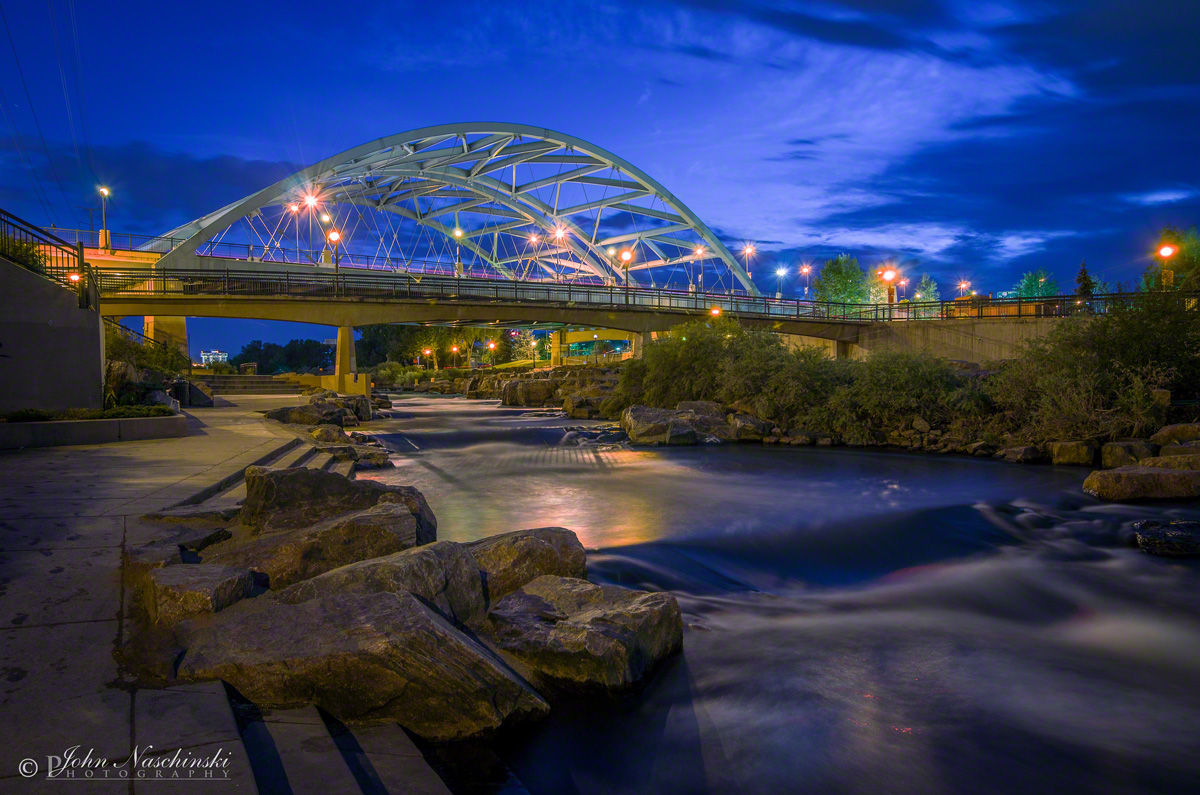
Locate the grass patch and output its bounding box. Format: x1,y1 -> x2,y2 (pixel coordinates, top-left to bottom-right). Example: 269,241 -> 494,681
1,405 -> 176,423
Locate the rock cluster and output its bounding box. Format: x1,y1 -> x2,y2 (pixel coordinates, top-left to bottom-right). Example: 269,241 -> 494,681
126,467 -> 682,741
1077,423 -> 1200,502
461,365 -> 621,416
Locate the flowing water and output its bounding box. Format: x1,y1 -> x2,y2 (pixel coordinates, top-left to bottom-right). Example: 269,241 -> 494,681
364,394 -> 1200,794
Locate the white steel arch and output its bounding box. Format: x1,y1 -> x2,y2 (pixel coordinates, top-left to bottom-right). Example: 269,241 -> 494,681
157,123 -> 759,294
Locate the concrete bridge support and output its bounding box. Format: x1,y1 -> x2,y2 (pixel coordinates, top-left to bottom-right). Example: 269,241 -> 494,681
334,326 -> 359,394
850,318 -> 1060,363
143,316 -> 189,359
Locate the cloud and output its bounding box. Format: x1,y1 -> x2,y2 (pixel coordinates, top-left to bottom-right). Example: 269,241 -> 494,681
1124,189 -> 1197,206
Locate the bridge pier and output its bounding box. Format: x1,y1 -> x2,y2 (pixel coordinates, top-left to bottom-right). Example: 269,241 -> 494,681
550,330 -> 566,366
631,331 -> 651,358
143,316 -> 190,360
334,325 -> 361,394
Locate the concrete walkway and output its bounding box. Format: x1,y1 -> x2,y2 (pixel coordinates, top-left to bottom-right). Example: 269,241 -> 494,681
0,396 -> 452,794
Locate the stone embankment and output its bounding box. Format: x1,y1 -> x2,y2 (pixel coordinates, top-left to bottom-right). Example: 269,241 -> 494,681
261,390 -> 396,472
122,467 -> 684,742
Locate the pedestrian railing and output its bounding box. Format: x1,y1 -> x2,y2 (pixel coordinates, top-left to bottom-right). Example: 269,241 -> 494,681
90,265 -> 1192,324
4,209 -> 96,309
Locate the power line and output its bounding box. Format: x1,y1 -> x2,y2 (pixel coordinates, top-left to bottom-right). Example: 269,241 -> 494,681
47,0 -> 81,168
0,1 -> 72,225
65,0 -> 96,177
0,79 -> 56,223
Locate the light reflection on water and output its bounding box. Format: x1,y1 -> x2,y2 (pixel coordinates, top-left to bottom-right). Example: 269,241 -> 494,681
364,395 -> 1200,794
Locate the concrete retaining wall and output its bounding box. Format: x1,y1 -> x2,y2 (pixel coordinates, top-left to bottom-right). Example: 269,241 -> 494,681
0,414 -> 187,450
0,262 -> 104,412
849,318 -> 1061,363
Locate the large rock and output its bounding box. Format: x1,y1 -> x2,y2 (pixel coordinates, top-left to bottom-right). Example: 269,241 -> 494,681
145,565 -> 253,625
238,466 -> 435,538
1101,440 -> 1158,468
999,445 -> 1043,464
310,424 -> 348,443
1132,520 -> 1200,556
621,405 -> 682,445
728,412 -> 772,441
1159,441 -> 1200,457
177,592 -> 549,740
675,401 -> 723,418
466,528 -> 587,608
265,403 -> 345,427
486,576 -> 683,691
1149,423 -> 1200,446
1137,455 -> 1200,470
1082,466 -> 1200,501
276,541 -> 486,626
1049,440 -> 1097,466
327,395 -> 371,422
204,503 -> 423,589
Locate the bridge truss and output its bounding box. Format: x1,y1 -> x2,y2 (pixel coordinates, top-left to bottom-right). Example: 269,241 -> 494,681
157,123 -> 759,295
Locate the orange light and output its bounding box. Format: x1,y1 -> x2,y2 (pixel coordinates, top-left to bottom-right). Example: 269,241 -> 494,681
620,249 -> 633,262
1159,245 -> 1177,258
67,273 -> 81,283
800,265 -> 810,275
710,307 -> 721,316
959,281 -> 969,289
304,195 -> 318,207
451,346 -> 458,353
695,246 -> 705,256
554,227 -> 565,239
488,341 -> 496,349
320,213 -> 331,223
742,244 -> 755,256
529,234 -> 539,244
881,269 -> 897,282
453,228 -> 463,238
423,349 -> 431,355
327,230 -> 340,242
287,203 -> 299,213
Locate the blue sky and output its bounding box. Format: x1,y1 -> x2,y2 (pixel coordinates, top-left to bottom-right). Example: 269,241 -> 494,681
2,1 -> 1198,355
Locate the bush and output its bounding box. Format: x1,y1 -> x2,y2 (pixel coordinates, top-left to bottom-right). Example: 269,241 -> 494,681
105,325 -> 189,377
1,405 -> 175,423
0,233 -> 47,274
209,361 -> 237,375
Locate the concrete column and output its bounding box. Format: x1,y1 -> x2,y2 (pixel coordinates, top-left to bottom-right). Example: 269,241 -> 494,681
550,329 -> 566,366
631,331 -> 651,358
335,325 -> 357,393
143,316 -> 189,359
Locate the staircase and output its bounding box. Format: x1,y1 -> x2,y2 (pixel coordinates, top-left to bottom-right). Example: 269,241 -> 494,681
201,374 -> 302,395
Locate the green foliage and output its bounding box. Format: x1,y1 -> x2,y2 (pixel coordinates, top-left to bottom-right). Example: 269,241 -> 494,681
1075,260 -> 1095,297
1012,269 -> 1058,298
230,339 -> 332,373
812,254 -> 866,304
104,324 -> 189,377
0,233 -> 47,274
356,325 -> 501,369
1,405 -> 175,423
1153,224 -> 1200,289
511,330 -> 536,361
209,361 -> 237,375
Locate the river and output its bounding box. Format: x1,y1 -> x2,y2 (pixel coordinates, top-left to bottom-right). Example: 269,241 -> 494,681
364,394 -> 1200,794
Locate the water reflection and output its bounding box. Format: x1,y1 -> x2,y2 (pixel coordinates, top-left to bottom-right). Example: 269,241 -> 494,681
365,394 -> 1200,794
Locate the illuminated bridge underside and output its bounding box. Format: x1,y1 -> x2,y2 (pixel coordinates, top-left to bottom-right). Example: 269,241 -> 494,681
157,123 -> 759,295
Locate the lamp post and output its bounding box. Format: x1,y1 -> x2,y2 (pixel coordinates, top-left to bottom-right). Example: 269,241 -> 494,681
98,187 -> 110,249
451,345 -> 459,368
423,348 -> 432,371
620,249 -> 633,302
453,227 -> 463,276
327,230 -> 341,272
898,278 -> 908,301
800,264 -> 811,298
694,246 -> 705,293
775,266 -> 786,299
1158,243 -> 1177,286
878,268 -> 898,303
487,340 -> 496,365
958,280 -> 970,297
740,244 -> 755,294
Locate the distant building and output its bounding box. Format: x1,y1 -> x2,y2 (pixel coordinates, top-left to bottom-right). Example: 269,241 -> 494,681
201,350 -> 228,365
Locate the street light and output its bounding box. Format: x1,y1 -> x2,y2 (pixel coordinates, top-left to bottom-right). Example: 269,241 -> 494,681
710,307 -> 721,317
741,244 -> 755,286
958,280 -> 970,297
1159,245 -> 1177,258
304,194 -> 318,207
775,266 -> 786,299
800,264 -> 811,298
620,249 -> 633,301
878,268 -> 898,304
1159,243 -> 1178,286
451,345 -> 459,368
327,229 -> 341,271
487,339 -> 496,365
98,187 -> 110,248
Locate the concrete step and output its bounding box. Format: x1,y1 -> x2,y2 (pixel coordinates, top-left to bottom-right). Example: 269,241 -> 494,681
329,459 -> 355,479
203,444 -> 317,508
336,723 -> 452,795
306,452 -> 334,471
255,707 -> 360,795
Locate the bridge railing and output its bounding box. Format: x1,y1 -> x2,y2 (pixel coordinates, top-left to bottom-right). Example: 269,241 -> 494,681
91,265 -> 1184,323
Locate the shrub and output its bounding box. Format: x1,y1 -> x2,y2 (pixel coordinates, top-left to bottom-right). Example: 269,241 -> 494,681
1,405 -> 175,423
0,233 -> 47,274
209,361 -> 237,375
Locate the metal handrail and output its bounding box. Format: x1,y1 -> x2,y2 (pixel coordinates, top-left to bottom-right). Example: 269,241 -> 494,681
3,208 -> 95,309
91,265 -> 1194,323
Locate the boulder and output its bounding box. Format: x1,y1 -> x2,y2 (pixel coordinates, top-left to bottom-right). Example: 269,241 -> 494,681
486,576 -> 683,691
620,405 -> 678,445
1149,423 -> 1200,447
276,540 -> 485,625
1049,440 -> 1097,466
912,416 -> 931,434
1101,440 -> 1159,469
1082,466 -> 1200,501
177,592 -> 549,740
145,565 -> 253,625
675,401 -> 723,418
265,403 -> 344,427
999,445 -> 1043,464
728,412 -> 772,441
466,527 -> 587,608
967,441 -> 998,457
1131,520 -> 1200,557
1137,455 -> 1200,470
1159,441 -> 1200,457
238,466 -> 435,538
204,503 -> 424,589
310,424 -> 348,443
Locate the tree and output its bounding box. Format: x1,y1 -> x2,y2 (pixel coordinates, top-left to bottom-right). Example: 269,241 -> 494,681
1075,260 -> 1095,297
512,330 -> 536,361
1012,269 -> 1058,298
914,274 -> 940,303
1150,224 -> 1200,289
812,254 -> 866,304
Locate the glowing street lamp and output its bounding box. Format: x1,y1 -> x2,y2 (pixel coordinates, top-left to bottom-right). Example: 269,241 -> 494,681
327,229 -> 341,271
878,267 -> 899,304
774,266 -> 787,299
799,264 -> 812,298
741,244 -> 755,286
1159,244 -> 1177,258
620,249 -> 634,300
487,339 -> 496,365
98,187 -> 110,248
710,306 -> 721,317
320,213 -> 331,223
1159,243 -> 1178,286
958,280 -> 971,297
304,194 -> 318,207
